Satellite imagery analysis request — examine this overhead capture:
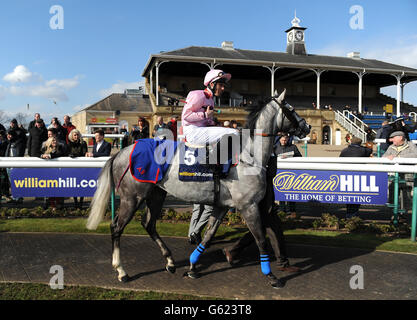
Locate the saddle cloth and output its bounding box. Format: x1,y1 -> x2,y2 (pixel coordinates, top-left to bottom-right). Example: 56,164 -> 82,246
129,138 -> 177,184
178,144 -> 235,182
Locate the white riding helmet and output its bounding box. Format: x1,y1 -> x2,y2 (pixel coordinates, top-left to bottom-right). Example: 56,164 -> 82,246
203,69 -> 231,87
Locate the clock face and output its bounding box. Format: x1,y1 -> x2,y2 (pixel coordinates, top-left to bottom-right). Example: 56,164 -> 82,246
295,30 -> 303,41
287,32 -> 293,42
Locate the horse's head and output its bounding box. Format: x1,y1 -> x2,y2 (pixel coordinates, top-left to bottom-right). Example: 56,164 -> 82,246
271,89 -> 311,139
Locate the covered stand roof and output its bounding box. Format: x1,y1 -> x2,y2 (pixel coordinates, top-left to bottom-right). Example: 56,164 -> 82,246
142,46 -> 417,87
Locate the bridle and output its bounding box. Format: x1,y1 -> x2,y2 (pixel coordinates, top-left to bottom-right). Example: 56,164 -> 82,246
254,96 -> 310,139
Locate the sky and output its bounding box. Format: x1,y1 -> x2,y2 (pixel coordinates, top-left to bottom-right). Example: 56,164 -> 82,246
0,0 -> 416,125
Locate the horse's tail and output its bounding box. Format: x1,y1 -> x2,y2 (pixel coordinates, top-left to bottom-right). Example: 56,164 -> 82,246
86,154 -> 116,230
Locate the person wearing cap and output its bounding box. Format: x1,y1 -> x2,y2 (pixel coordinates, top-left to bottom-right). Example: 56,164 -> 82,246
384,130 -> 417,215
383,131 -> 417,160
181,69 -> 239,146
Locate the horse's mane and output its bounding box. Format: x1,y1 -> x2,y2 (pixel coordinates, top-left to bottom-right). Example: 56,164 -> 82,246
244,97 -> 274,132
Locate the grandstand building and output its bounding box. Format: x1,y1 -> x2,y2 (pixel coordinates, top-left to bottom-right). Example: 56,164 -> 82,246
74,15 -> 417,145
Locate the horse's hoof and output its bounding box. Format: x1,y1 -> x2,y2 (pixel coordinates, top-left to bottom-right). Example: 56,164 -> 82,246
267,273 -> 284,289
166,265 -> 176,274
271,279 -> 285,289
119,275 -> 130,283
184,271 -> 200,279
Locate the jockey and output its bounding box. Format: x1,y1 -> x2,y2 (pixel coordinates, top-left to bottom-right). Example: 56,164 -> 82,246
181,69 -> 239,146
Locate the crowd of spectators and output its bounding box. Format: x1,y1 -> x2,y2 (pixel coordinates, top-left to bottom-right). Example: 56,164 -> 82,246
0,114 -> 111,208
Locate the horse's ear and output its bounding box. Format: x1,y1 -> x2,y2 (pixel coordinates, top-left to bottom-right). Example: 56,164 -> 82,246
274,89 -> 278,96
277,89 -> 286,104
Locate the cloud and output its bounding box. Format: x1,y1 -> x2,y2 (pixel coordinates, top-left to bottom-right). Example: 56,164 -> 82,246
100,80 -> 145,97
363,44 -> 417,69
8,84 -> 68,102
45,76 -> 81,90
1,66 -> 81,102
3,65 -> 35,83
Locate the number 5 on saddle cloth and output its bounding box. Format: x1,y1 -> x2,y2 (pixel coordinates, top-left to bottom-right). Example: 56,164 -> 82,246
127,138 -> 237,185
178,141 -> 237,182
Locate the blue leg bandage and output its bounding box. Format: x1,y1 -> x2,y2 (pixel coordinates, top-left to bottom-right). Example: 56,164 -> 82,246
260,254 -> 271,275
190,244 -> 205,265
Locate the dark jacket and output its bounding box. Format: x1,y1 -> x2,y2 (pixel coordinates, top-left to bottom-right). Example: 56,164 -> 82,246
40,143 -> 66,159
152,123 -> 168,137
340,144 -> 372,158
92,140 -> 111,157
27,126 -> 48,157
67,140 -> 88,157
54,125 -> 68,144
167,120 -> 178,141
9,127 -> 27,157
274,143 -> 302,158
5,140 -> 18,157
0,131 -> 7,157
131,125 -> 149,141
120,128 -> 129,148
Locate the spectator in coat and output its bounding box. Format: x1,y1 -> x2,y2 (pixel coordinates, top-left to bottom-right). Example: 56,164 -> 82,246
86,129 -> 111,157
40,137 -> 66,209
67,129 -> 88,158
377,120 -> 392,154
131,117 -> 149,142
340,136 -> 372,218
167,116 -> 178,141
0,129 -> 10,198
5,129 -> 23,203
274,134 -> 302,215
383,131 -> 417,216
67,129 -> 88,208
152,116 -> 168,138
9,119 -> 27,157
40,137 -> 66,159
0,129 -> 7,157
119,124 -> 129,148
28,113 -> 41,131
62,115 -> 76,143
27,119 -> 48,157
52,119 -> 68,144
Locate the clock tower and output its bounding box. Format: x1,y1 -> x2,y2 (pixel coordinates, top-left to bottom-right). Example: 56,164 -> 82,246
285,13 -> 307,55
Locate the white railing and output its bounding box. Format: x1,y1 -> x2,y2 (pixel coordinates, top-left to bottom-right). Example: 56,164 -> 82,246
334,110 -> 367,142
342,111 -> 365,131
277,156 -> 417,174
0,157 -> 108,168
82,134 -> 125,139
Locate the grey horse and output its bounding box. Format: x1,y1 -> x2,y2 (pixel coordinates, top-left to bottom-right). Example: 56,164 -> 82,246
86,90 -> 310,288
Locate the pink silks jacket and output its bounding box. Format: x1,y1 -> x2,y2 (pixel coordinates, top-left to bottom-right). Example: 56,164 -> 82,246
181,89 -> 215,127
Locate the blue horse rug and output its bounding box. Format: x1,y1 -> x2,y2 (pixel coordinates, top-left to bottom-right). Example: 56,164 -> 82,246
129,139 -> 177,184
